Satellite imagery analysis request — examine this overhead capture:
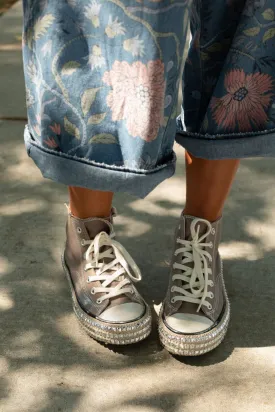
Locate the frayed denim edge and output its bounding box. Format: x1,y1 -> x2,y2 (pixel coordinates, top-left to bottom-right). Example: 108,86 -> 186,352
176,115 -> 275,159
24,126 -> 176,198
176,129 -> 275,160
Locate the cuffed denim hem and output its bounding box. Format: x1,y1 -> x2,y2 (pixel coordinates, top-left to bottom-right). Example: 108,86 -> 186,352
176,125 -> 275,160
24,126 -> 176,198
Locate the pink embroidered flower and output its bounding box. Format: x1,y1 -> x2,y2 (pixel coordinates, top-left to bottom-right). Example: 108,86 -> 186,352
210,69 -> 273,131
102,60 -> 165,141
49,123 -> 61,135
44,137 -> 58,149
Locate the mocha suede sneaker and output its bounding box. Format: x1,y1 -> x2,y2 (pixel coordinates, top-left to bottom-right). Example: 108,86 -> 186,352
62,208 -> 151,345
159,214 -> 230,356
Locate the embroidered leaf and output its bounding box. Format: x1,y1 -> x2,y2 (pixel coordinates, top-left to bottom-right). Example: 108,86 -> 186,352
202,116 -> 209,132
64,117 -> 80,139
262,9 -> 275,21
244,27 -> 260,36
81,88 -> 100,116
25,28 -> 34,49
166,61 -> 174,72
34,14 -> 55,40
161,116 -> 169,127
89,133 -> 118,144
207,42 -> 222,52
164,95 -> 172,109
87,113 -> 106,125
27,62 -> 38,82
61,61 -> 81,76
263,28 -> 275,42
171,104 -> 178,119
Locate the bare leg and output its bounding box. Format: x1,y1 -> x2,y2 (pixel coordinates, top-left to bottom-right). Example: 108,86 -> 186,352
68,186 -> 114,219
184,152 -> 240,222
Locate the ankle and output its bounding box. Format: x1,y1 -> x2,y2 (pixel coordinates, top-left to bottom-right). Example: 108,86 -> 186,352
68,186 -> 113,219
183,208 -> 222,223
69,206 -> 112,219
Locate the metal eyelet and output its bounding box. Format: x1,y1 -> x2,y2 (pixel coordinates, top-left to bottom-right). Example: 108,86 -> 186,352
209,292 -> 214,299
130,289 -> 134,295
171,286 -> 175,292
208,303 -> 213,310
96,298 -> 102,304
211,228 -> 215,235
209,242 -> 213,248
171,297 -> 175,304
210,281 -> 214,287
81,239 -> 85,246
77,227 -> 82,234
91,288 -> 95,294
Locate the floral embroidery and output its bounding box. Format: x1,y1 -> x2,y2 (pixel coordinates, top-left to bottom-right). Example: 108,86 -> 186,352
44,137 -> 59,148
27,61 -> 40,86
123,36 -> 145,57
103,60 -> 165,141
87,45 -> 105,71
243,0 -> 266,17
84,1 -> 101,28
22,0 -> 275,175
26,88 -> 35,107
41,40 -> 52,57
49,123 -> 61,135
210,70 -> 273,131
105,16 -> 126,38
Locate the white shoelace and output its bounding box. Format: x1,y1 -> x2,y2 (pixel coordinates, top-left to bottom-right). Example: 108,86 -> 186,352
83,231 -> 142,304
171,218 -> 214,312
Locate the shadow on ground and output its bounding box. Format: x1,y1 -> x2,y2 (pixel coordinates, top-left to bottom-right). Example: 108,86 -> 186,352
1,119 -> 275,411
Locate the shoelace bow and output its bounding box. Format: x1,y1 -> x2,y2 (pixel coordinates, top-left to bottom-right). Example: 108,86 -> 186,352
171,218 -> 214,312
83,231 -> 142,304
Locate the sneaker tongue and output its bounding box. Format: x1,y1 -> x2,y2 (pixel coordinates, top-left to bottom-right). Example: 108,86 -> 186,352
184,215 -> 208,240
84,218 -> 132,309
84,219 -> 111,239
176,216 -> 208,316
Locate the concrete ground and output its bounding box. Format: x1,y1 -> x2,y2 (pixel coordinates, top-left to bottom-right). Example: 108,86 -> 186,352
0,1 -> 17,15
1,3 -> 275,412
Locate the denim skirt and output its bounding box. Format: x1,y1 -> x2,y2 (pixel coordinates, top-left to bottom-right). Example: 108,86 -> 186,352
23,0 -> 275,197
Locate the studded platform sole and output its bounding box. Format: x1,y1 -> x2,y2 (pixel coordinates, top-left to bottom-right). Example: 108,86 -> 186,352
159,266 -> 230,356
62,252 -> 152,345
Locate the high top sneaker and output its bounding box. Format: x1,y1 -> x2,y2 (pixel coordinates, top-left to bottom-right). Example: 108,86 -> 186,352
62,208 -> 152,345
159,214 -> 230,356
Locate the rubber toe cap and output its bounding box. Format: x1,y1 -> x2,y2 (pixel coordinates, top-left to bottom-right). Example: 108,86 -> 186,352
99,302 -> 145,323
165,313 -> 214,334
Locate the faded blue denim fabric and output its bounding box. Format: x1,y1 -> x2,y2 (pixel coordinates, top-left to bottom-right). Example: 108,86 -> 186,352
177,0 -> 275,159
22,1 -> 275,197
